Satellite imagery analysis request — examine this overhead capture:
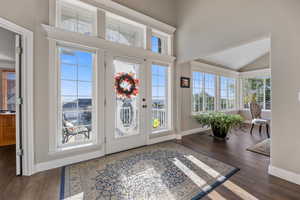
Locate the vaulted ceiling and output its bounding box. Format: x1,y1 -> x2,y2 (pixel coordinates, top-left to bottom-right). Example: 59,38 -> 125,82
196,38 -> 270,71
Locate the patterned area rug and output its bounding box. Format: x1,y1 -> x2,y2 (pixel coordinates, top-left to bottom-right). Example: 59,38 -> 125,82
247,139 -> 270,157
60,142 -> 239,200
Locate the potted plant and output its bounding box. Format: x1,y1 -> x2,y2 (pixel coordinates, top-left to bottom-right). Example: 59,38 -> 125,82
194,112 -> 244,139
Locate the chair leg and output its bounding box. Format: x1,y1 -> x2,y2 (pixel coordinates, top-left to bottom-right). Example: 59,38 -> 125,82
266,124 -> 270,138
259,125 -> 262,136
250,124 -> 254,135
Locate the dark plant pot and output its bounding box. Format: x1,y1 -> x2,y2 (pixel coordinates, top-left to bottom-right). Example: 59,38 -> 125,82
211,126 -> 229,139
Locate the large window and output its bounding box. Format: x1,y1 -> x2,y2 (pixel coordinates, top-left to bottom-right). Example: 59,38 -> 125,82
242,77 -> 271,110
192,72 -> 216,113
58,0 -> 97,36
59,46 -> 95,147
106,13 -> 146,48
152,64 -> 170,132
220,76 -> 236,110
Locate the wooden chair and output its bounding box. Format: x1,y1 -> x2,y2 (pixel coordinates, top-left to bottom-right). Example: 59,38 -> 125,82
250,101 -> 270,138
62,115 -> 90,144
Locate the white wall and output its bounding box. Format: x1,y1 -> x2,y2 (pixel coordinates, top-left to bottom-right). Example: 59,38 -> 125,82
112,0 -> 177,27
175,0 -> 272,62
270,0 -> 300,176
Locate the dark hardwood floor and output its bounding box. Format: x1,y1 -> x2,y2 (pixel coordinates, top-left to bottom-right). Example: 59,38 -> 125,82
1,126 -> 300,200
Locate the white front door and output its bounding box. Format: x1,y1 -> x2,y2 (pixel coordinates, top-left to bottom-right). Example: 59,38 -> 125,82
105,55 -> 148,154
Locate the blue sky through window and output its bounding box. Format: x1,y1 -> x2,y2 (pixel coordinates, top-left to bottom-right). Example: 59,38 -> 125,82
152,36 -> 161,53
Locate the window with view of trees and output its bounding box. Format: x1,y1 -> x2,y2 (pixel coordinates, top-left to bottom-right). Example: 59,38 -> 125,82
242,77 -> 271,110
192,72 -> 216,113
220,76 -> 236,110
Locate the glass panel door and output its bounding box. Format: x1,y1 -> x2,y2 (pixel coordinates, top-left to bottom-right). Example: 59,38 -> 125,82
151,64 -> 169,133
106,56 -> 147,154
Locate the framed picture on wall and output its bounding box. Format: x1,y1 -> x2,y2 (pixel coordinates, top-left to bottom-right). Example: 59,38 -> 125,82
180,77 -> 190,88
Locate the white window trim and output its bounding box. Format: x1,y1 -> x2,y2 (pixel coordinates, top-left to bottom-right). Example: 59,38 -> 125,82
105,11 -> 147,49
49,41 -> 105,154
191,71 -> 218,114
50,0 -> 175,54
46,0 -> 176,157
191,61 -> 240,115
56,0 -> 98,36
240,76 -> 271,111
151,29 -> 172,56
219,76 -> 237,111
80,0 -> 176,35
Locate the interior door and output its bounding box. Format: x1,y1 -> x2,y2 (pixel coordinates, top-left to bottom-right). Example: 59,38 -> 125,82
15,34 -> 22,175
105,55 -> 147,154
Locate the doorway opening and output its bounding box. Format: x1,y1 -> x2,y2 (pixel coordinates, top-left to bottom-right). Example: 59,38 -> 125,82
0,26 -> 23,175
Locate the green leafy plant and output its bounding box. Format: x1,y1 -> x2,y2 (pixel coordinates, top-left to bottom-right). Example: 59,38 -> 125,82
194,112 -> 244,138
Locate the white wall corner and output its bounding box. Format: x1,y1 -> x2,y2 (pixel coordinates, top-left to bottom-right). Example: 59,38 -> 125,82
268,165 -> 300,186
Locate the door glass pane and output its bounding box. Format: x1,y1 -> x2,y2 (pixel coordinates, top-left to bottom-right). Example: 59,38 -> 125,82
152,64 -> 168,132
59,47 -> 94,146
114,60 -> 140,138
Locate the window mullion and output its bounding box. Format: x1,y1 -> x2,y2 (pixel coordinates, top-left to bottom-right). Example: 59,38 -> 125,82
263,78 -> 266,110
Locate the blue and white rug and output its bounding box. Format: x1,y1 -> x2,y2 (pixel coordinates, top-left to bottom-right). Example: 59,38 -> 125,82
60,142 -> 239,200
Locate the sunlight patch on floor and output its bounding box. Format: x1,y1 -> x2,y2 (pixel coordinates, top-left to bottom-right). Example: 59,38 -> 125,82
172,158 -> 213,193
223,181 -> 258,200
207,191 -> 228,200
185,154 -> 258,200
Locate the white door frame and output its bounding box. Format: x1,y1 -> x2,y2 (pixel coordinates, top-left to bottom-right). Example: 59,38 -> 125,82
105,54 -> 148,154
0,17 -> 34,176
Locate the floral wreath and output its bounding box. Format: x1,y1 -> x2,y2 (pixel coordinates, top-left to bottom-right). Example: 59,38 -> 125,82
115,72 -> 139,99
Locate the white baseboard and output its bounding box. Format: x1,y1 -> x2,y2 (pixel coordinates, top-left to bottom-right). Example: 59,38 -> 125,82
148,134 -> 176,145
268,165 -> 300,185
181,127 -> 210,137
34,149 -> 105,173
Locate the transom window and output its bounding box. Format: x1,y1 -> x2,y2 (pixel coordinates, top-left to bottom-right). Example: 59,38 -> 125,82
106,13 -> 146,48
220,76 -> 236,110
151,31 -> 168,55
192,72 -> 216,113
58,0 -> 97,36
242,77 -> 271,110
58,46 -> 95,147
152,64 -> 170,132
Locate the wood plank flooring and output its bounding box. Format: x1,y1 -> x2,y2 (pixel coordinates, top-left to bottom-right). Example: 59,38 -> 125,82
1,126 -> 300,200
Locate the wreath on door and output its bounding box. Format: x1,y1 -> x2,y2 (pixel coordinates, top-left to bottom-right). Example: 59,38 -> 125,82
115,72 -> 139,99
